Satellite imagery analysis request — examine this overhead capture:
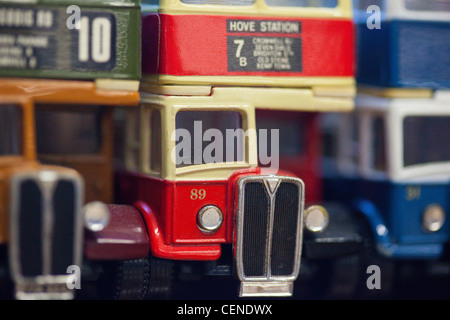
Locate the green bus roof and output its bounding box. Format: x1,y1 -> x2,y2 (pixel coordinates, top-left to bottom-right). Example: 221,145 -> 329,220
0,0 -> 141,81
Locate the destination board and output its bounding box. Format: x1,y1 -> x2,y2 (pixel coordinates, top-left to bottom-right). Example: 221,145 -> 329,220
0,4 -> 140,80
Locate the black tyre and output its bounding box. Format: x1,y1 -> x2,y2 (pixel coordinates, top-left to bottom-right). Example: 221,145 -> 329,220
97,258 -> 149,300
144,257 -> 174,300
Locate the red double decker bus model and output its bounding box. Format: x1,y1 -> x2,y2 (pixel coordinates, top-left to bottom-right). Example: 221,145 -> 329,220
90,0 -> 356,298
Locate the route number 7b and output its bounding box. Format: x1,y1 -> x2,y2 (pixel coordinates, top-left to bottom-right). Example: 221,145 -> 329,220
233,39 -> 247,67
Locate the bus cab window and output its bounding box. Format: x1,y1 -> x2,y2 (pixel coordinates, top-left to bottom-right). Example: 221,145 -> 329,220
35,107 -> 102,155
175,110 -> 243,167
403,116 -> 450,167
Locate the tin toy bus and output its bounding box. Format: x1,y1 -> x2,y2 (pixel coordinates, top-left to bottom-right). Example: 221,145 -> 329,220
319,0 -> 450,297
323,90 -> 450,295
0,83 -> 85,299
105,0 -> 357,298
0,0 -> 141,299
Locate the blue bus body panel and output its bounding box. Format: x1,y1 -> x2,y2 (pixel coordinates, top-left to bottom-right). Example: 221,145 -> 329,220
389,182 -> 448,245
356,20 -> 450,89
324,176 -> 449,259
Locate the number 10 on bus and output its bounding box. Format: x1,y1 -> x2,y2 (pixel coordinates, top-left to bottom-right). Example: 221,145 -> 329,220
77,16 -> 112,63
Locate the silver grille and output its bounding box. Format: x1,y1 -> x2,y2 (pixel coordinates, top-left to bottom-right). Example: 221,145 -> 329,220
9,170 -> 83,300
235,175 -> 304,297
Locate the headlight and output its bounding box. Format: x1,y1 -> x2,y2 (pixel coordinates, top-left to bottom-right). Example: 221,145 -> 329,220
304,205 -> 329,233
197,205 -> 223,234
83,201 -> 110,232
422,204 -> 445,233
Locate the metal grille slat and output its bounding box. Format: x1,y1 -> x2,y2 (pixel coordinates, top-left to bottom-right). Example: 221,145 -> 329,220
271,182 -> 299,277
51,180 -> 76,275
18,180 -> 43,277
242,182 -> 270,277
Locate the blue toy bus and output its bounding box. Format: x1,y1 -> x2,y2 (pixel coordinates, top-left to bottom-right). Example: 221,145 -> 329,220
326,90 -> 449,258
322,89 -> 450,296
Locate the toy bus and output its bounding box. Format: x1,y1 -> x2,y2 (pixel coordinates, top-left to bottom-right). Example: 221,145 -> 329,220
0,81 -> 86,300
102,0 -> 356,298
316,0 -> 450,297
354,0 -> 450,89
322,89 -> 450,293
0,0 -> 141,299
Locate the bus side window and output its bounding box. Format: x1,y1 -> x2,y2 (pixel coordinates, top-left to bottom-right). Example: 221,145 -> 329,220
321,113 -> 340,160
404,0 -> 450,12
256,111 -> 304,157
347,114 -> 360,170
321,113 -> 359,175
123,109 -> 141,171
0,105 -> 22,156
149,109 -> 162,173
372,116 -> 387,172
265,0 -> 338,8
114,108 -> 127,168
354,0 -> 383,11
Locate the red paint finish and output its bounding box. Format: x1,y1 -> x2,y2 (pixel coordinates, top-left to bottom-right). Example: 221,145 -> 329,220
172,181 -> 228,244
142,14 -> 354,78
84,204 -> 150,260
114,168 -> 260,261
135,201 -> 221,261
115,171 -> 171,242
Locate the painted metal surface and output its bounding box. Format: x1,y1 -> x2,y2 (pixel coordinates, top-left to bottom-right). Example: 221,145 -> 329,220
142,13 -> 354,83
356,20 -> 450,89
84,204 -> 150,260
115,168 -> 261,260
0,1 -> 141,80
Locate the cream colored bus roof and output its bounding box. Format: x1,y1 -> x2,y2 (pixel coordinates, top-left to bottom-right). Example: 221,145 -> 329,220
146,0 -> 352,18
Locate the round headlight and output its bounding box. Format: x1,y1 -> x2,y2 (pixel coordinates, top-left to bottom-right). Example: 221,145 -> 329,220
423,204 -> 445,233
197,205 -> 223,234
83,201 -> 110,232
305,205 -> 329,233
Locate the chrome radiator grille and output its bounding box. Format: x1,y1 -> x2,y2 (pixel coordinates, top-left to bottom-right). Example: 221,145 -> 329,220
9,171 -> 83,299
235,175 -> 304,291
